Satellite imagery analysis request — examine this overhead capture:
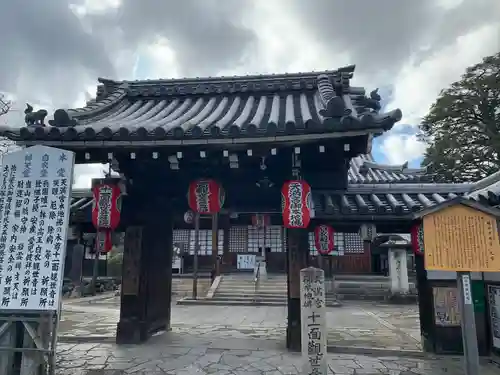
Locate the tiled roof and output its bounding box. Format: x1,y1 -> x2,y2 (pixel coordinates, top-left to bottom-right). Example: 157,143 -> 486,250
68,187 -> 469,219
0,66 -> 402,143
68,176 -> 474,220
312,188 -> 467,217
348,155 -> 428,183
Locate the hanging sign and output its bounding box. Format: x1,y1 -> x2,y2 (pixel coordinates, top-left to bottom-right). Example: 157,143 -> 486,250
410,222 -> 424,255
314,225 -> 335,255
359,223 -> 376,242
187,179 -> 225,214
252,214 -> 270,228
281,180 -> 312,228
91,178 -> 122,253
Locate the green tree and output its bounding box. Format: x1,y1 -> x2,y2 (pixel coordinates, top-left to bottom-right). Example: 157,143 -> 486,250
107,250 -> 123,277
420,52 -> 500,182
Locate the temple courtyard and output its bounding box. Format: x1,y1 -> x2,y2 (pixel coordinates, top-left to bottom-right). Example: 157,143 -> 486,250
56,297 -> 500,374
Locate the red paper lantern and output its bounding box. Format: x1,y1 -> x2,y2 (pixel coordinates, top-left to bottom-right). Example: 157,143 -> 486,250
91,180 -> 122,253
187,179 -> 225,214
281,180 -> 312,229
411,223 -> 424,255
314,225 -> 335,255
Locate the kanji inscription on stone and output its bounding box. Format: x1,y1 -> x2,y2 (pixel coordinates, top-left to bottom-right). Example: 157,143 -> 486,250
300,267 -> 327,375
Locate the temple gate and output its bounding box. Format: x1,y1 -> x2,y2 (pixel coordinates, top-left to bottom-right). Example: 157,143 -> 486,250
0,65 -> 406,348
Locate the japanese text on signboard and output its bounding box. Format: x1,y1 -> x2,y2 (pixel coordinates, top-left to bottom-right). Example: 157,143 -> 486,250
0,146 -> 74,311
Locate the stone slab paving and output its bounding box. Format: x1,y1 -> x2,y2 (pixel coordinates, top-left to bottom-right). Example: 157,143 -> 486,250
59,299 -> 422,352
55,337 -> 499,375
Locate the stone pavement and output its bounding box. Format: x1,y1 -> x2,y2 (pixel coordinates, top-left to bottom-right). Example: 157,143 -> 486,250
56,338 -> 499,375
59,298 -> 422,354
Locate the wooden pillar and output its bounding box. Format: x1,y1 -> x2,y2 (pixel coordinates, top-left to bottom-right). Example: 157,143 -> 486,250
286,228 -> 309,351
221,215 -> 230,270
364,240 -> 372,273
211,213 -> 219,276
415,254 -> 435,352
116,194 -> 173,344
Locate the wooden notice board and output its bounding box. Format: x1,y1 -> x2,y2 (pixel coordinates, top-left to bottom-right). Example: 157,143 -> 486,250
423,204 -> 500,272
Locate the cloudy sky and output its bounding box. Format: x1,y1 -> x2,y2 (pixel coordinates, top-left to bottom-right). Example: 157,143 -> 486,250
1,0 -> 499,188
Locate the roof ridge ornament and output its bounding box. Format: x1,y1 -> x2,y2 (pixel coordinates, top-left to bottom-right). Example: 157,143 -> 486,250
359,160 -> 429,176
316,74 -> 346,118
49,109 -> 77,128
24,103 -> 48,127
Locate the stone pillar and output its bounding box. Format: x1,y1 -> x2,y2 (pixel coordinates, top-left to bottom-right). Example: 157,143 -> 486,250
116,195 -> 173,344
300,267 -> 327,375
286,228 -> 309,351
388,248 -> 409,296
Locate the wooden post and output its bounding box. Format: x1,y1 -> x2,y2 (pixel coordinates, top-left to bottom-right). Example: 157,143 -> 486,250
211,213 -> 219,277
300,267 -> 327,375
192,212 -> 200,299
286,228 -> 309,351
0,319 -> 16,374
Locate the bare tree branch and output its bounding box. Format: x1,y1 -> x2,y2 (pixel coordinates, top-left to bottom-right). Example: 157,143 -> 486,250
0,93 -> 11,117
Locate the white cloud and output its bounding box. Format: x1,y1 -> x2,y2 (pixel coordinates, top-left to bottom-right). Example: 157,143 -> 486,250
388,24 -> 500,126
381,134 -> 427,165
3,0 -> 500,185
73,164 -> 105,188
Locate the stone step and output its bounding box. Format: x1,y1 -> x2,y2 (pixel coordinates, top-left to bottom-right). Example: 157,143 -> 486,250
178,299 -> 286,306
216,290 -> 287,296
217,286 -> 288,293
218,281 -> 287,286
185,297 -> 342,307
214,292 -> 287,299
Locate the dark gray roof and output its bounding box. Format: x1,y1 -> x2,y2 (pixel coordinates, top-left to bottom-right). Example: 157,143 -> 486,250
412,196 -> 500,219
69,180 -> 474,220
349,155 -> 427,183
312,190 -> 466,217
0,66 -> 402,144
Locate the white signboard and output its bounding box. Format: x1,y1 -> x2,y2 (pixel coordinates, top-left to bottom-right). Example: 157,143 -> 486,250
172,257 -> 181,270
237,254 -> 256,270
462,274 -> 472,305
0,146 -> 74,311
488,285 -> 500,349
300,267 -> 327,375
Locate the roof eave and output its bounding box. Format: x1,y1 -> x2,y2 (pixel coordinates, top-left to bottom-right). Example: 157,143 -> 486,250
412,196 -> 500,220
13,127 -> 385,149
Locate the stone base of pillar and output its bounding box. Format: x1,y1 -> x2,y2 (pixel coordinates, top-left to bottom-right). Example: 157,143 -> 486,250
116,319 -> 147,344
286,298 -> 301,351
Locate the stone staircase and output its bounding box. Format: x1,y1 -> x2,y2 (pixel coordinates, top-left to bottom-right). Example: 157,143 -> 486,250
332,274 -> 417,302
177,273 -> 417,306
172,276 -> 211,298
211,274 -> 288,306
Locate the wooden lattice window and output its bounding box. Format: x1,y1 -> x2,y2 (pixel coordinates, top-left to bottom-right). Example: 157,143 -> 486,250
187,229 -> 225,255
343,232 -> 364,253
173,229 -> 190,254
229,226 -> 248,253
205,230 -> 224,255
308,232 -> 345,255
247,226 -> 261,253
267,226 -> 283,252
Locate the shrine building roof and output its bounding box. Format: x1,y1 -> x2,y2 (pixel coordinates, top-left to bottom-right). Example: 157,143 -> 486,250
0,65 -> 402,147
